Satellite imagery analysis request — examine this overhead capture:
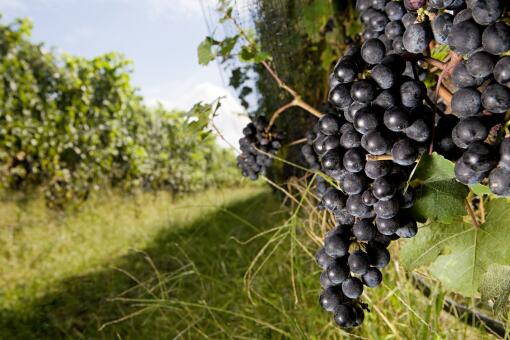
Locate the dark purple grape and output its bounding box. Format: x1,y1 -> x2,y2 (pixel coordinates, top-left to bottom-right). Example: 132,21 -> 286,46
316,247 -> 335,269
470,0 -> 503,26
362,189 -> 378,206
365,160 -> 392,179
324,233 -> 349,258
499,138 -> 510,170
375,216 -> 398,235
348,251 -> 370,275
404,0 -> 426,11
351,80 -> 377,103
320,287 -> 344,312
385,1 -> 405,21
494,57 -> 510,87
371,64 -> 397,89
401,12 -> 417,27
384,106 -> 411,132
448,20 -> 482,55
353,219 -> 377,241
367,243 -> 390,268
346,194 -> 372,217
319,114 -> 342,135
489,167 -> 510,196
354,108 -> 380,134
451,88 -> 482,117
481,83 -> 510,113
362,267 -> 383,287
334,304 -> 356,328
391,139 -> 418,166
431,13 -> 453,44
330,84 -> 353,109
374,198 -> 399,219
343,148 -> 366,173
396,217 -> 418,238
452,61 -> 485,88
361,130 -> 390,155
400,80 -> 425,108
342,277 -> 364,299
403,23 -> 431,54
385,20 -> 404,40
361,38 -> 386,65
466,52 -> 496,79
482,22 -> 510,55
327,259 -> 350,284
341,172 -> 367,194
373,176 -> 396,201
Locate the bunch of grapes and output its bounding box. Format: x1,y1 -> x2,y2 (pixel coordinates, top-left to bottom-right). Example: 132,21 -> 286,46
304,38 -> 435,328
356,0 -> 510,197
237,117 -> 283,180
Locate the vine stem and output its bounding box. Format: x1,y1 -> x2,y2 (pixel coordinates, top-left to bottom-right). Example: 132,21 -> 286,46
267,100 -> 297,131
230,15 -> 322,121
366,154 -> 394,161
286,138 -> 307,147
465,199 -> 480,229
421,56 -> 446,70
479,197 -> 485,224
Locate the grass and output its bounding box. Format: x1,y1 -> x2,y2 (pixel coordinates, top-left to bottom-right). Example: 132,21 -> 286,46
0,184 -> 504,339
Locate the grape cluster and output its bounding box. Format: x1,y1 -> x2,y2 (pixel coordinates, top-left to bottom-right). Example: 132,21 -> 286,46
304,40 -> 431,328
237,117 -> 283,180
357,0 -> 510,197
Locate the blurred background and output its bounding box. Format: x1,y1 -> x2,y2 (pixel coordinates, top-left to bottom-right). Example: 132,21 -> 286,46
0,0 -> 507,339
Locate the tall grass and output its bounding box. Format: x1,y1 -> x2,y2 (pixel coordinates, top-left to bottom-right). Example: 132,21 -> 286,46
0,184 -> 504,339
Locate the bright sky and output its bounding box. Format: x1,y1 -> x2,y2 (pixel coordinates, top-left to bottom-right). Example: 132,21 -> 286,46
0,0 -> 249,148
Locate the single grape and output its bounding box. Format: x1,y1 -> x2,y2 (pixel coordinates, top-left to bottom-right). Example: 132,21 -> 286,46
448,20 -> 482,55
365,160 -> 392,179
316,247 -> 335,269
482,22 -> 510,55
346,194 -> 372,217
361,130 -> 390,155
330,84 -> 353,109
451,88 -> 482,117
334,59 -> 359,84
342,277 -> 364,299
373,176 -> 397,201
362,267 -> 383,287
384,106 -> 411,132
353,219 -> 377,241
489,167 -> 510,196
322,187 -> 346,211
351,80 -> 377,103
327,259 -> 350,284
400,79 -> 425,108
320,287 -> 344,312
334,304 -> 356,328
354,108 -> 380,134
405,118 -> 431,142
452,61 -> 485,88
403,23 -> 431,54
470,0 -> 503,26
481,83 -> 510,113
367,243 -> 391,268
324,233 -> 350,258
321,151 -> 342,171
392,139 -> 418,166
453,8 -> 473,24
385,20 -> 404,40
494,57 -> 510,87
396,217 -> 418,238
431,13 -> 453,44
452,117 -> 488,147
404,0 -> 426,11
401,12 -> 417,28
371,64 -> 397,90
320,271 -> 335,289
343,148 -> 366,173
385,1 -> 405,21
362,189 -> 378,206
399,187 -> 416,208
340,129 -> 362,149
498,138 -> 510,170
392,36 -> 406,53
373,90 -> 397,109
466,51 -> 496,78
348,251 -> 370,275
374,198 -> 400,219
381,53 -> 406,75
319,114 -> 342,135
341,172 -> 367,195
375,216 -> 399,235
369,11 -> 390,32
361,38 -> 386,65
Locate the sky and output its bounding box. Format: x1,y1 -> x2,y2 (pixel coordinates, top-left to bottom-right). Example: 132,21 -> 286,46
0,0 -> 250,148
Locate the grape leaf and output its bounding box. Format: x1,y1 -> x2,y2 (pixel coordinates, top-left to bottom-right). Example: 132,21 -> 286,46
410,153 -> 469,223
197,37 -> 217,65
301,0 -> 331,42
479,264 -> 510,315
431,44 -> 450,61
401,199 -> 510,296
469,183 -> 496,197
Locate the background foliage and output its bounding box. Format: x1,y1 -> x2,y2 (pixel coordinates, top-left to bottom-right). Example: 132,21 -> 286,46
0,18 -> 239,208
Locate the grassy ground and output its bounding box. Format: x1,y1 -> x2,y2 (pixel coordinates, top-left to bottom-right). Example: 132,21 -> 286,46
0,185 -> 503,339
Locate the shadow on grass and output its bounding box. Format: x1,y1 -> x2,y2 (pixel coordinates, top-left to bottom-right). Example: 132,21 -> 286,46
0,191 -> 288,339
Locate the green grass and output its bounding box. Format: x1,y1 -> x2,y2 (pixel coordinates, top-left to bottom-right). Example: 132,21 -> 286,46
0,185 -> 503,339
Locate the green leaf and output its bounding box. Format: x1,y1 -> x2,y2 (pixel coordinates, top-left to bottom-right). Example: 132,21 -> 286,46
239,46 -> 269,63
480,264 -> 510,315
301,0 -> 331,42
220,35 -> 239,57
410,153 -> 469,223
401,199 -> 510,296
197,37 -> 217,66
431,44 -> 451,61
469,183 -> 495,196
